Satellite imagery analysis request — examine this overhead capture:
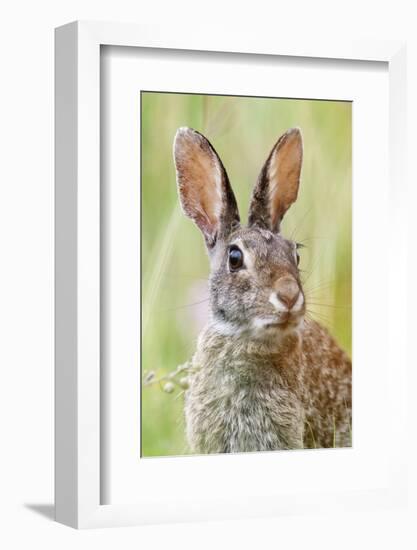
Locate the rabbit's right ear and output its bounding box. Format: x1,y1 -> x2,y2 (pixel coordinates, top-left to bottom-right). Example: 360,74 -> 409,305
174,127 -> 240,248
248,128 -> 303,233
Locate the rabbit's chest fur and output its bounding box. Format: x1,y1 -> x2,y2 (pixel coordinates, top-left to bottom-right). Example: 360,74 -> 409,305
185,326 -> 305,453
185,320 -> 352,453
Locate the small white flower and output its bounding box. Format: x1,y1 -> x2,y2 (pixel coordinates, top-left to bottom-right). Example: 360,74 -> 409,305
178,377 -> 189,390
163,382 -> 175,394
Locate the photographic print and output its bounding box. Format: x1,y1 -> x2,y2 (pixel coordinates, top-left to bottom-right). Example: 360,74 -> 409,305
141,91 -> 352,457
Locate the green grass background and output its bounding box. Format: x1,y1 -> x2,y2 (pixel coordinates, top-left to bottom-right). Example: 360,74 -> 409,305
141,91 -> 352,457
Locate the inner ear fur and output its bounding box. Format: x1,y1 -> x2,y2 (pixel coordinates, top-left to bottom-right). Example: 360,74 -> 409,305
248,128 -> 303,232
174,127 -> 240,248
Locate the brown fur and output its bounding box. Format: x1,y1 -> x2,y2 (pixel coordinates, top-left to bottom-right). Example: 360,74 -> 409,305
185,319 -> 351,453
174,126 -> 352,454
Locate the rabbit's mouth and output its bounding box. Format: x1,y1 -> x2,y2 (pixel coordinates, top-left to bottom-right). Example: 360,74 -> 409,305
266,319 -> 299,330
253,313 -> 303,333
266,320 -> 291,329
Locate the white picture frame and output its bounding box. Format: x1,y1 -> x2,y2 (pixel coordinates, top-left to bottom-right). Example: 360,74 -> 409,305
55,21 -> 407,529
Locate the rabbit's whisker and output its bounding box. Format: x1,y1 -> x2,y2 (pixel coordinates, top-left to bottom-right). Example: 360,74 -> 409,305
170,276 -> 208,282
296,236 -> 329,244
158,298 -> 210,313
287,205 -> 315,242
306,302 -> 351,310
305,309 -> 332,325
304,279 -> 337,294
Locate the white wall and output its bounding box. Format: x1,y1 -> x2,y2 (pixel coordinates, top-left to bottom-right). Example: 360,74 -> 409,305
0,1 -> 415,547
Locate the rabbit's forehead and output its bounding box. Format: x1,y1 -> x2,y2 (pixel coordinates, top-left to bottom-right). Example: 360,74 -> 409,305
229,228 -> 293,265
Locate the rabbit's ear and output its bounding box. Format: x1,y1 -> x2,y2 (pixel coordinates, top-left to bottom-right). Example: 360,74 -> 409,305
248,128 -> 303,232
174,127 -> 240,248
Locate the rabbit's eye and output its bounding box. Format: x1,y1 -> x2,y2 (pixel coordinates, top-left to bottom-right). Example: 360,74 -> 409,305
295,251 -> 300,266
294,242 -> 304,266
228,246 -> 244,271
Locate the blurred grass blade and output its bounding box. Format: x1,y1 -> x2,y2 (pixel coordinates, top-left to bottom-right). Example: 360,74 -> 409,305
143,204 -> 181,335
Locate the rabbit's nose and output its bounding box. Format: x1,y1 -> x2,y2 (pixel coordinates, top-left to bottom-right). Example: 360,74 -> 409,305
274,277 -> 300,310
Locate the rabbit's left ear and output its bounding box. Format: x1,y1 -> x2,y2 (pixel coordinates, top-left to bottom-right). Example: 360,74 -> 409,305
174,127 -> 240,249
248,128 -> 303,232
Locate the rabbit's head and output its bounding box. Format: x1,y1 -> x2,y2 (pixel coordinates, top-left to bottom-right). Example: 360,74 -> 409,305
174,127 -> 305,339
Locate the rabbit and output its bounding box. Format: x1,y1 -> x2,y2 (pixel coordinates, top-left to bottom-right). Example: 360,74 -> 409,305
173,126 -> 352,453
